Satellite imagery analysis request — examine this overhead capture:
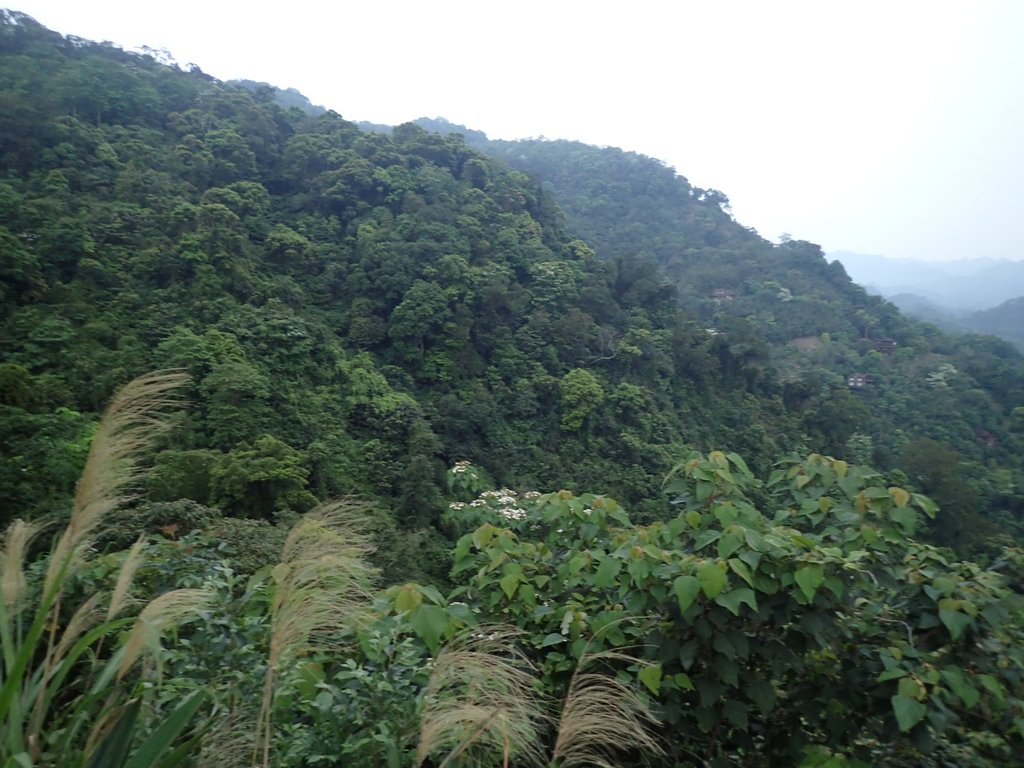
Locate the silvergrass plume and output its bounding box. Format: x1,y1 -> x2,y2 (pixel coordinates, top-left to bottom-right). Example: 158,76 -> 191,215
45,370 -> 188,596
1,519 -> 40,608
107,536 -> 147,621
551,650 -> 664,768
53,592 -> 105,663
417,626 -> 548,768
197,708 -> 256,768
256,501 -> 379,767
118,588 -> 214,679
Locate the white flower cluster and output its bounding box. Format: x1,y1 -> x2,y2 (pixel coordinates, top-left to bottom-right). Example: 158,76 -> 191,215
450,460 -> 473,474
448,486 -> 539,522
498,507 -> 527,520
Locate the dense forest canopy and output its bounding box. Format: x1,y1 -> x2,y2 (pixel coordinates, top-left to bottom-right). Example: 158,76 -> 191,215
2,12 -> 1024,767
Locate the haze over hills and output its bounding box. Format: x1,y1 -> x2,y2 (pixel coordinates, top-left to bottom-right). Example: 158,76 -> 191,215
829,250 -> 1024,350
829,250 -> 1024,311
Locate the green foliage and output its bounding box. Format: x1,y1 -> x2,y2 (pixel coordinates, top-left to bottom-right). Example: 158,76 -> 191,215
210,436 -> 317,519
4,15 -> 1024,766
0,372 -> 210,767
449,451 -> 1024,765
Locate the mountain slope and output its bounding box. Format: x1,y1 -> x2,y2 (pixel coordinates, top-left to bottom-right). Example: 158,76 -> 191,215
1,16 -> 1022,561
0,12 -> 813,553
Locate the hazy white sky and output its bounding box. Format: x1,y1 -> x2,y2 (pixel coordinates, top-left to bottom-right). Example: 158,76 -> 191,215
9,1 -> 1024,261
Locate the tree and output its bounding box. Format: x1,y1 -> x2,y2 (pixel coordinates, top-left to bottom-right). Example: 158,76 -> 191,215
560,368 -> 604,431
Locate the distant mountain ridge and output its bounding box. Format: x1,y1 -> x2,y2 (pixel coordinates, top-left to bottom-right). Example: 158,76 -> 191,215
830,250 -> 1024,311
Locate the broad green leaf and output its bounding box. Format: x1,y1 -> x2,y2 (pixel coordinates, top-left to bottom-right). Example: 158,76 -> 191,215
717,530 -> 743,559
626,556 -> 651,584
723,699 -> 748,729
897,677 -> 925,700
392,583 -> 423,612
673,575 -> 701,613
938,609 -> 971,640
979,674 -> 1006,702
823,576 -> 845,599
715,588 -> 757,617
696,674 -> 725,707
727,558 -> 754,586
912,493 -> 939,517
746,678 -> 776,713
698,561 -> 728,598
889,505 -> 917,534
453,534 -> 473,562
409,605 -> 449,652
877,668 -> 905,682
726,452 -> 752,477
891,694 -> 927,732
793,564 -> 824,602
862,486 -> 890,500
540,633 -> 566,647
638,664 -> 662,695
593,557 -> 621,588
673,673 -> 694,691
685,510 -> 702,529
714,654 -> 739,688
941,667 -> 980,709
499,572 -> 521,600
517,583 -> 536,604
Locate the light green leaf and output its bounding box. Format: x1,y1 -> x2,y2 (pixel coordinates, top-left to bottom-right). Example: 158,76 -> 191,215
793,564 -> 824,602
392,583 -> 423,612
715,587 -> 757,617
673,672 -> 694,691
897,676 -> 925,700
717,530 -> 743,559
877,668 -> 905,682
938,609 -> 971,640
891,694 -> 927,732
540,633 -> 566,647
409,605 -> 449,652
638,664 -> 662,695
889,505 -> 917,534
727,558 -> 754,586
499,572 -> 521,600
673,575 -> 701,614
593,557 -> 621,589
698,561 -> 728,599
941,667 -> 980,709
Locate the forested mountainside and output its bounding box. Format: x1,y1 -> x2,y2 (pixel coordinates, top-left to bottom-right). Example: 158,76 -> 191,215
5,14 -> 1024,768
1,12 -> 813,572
2,15 -> 1023,561
399,119 -> 1024,553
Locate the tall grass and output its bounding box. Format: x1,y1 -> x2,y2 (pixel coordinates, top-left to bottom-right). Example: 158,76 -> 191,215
0,371 -> 210,766
550,650 -> 664,768
417,630 -> 663,768
254,501 -> 378,767
416,627 -> 548,768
